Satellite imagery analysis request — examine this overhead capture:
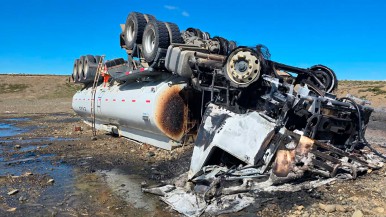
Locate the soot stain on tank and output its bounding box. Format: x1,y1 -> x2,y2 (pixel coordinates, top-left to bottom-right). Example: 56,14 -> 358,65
155,85 -> 187,140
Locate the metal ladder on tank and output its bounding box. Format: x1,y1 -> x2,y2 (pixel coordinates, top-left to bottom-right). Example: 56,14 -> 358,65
91,55 -> 105,138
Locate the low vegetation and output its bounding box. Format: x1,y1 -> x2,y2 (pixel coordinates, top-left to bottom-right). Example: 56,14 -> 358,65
39,82 -> 82,99
0,83 -> 30,94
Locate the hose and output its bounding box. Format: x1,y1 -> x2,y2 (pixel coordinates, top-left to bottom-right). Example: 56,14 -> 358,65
340,97 -> 386,160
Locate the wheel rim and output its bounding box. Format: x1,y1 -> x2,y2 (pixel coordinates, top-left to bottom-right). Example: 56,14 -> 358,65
311,66 -> 336,93
84,60 -> 88,78
144,28 -> 156,53
77,59 -> 83,81
126,20 -> 135,42
226,50 -> 261,85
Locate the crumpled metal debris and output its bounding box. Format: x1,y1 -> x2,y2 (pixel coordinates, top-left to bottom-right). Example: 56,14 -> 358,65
143,151 -> 384,217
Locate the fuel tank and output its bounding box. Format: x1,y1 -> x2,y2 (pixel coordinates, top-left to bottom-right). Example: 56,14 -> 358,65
72,74 -> 189,150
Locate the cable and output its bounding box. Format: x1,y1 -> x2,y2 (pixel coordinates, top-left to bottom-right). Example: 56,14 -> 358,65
340,97 -> 386,160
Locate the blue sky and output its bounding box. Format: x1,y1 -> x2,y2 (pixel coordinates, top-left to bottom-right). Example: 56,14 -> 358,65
0,0 -> 385,80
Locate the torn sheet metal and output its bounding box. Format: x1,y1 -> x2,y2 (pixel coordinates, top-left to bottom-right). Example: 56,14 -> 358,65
151,186 -> 255,217
189,103 -> 276,179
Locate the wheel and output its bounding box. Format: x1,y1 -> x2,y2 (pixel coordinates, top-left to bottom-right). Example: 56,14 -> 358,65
301,80 -> 325,96
142,20 -> 170,63
203,32 -> 211,40
124,12 -> 147,49
105,58 -> 125,68
94,55 -> 102,65
83,55 -> 97,79
213,36 -> 229,55
72,59 -> 79,83
77,56 -> 85,81
228,41 -> 237,53
309,65 -> 338,93
120,32 -> 125,48
144,14 -> 156,22
186,27 -> 204,39
164,22 -> 184,43
224,48 -> 261,88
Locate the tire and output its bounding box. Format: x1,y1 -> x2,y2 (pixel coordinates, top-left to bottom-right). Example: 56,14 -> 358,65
144,14 -> 156,22
186,27 -> 204,39
203,32 -> 211,40
124,12 -> 147,49
164,22 -> 183,43
94,55 -> 102,65
72,59 -> 79,83
105,58 -> 125,68
83,55 -> 97,79
228,41 -> 237,53
213,36 -> 229,55
142,20 -> 170,63
77,56 -> 85,81
309,65 -> 338,93
120,32 -> 125,48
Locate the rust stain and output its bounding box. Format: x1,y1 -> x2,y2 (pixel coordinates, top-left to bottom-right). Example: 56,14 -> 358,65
296,135 -> 314,156
272,150 -> 295,177
154,85 -> 188,141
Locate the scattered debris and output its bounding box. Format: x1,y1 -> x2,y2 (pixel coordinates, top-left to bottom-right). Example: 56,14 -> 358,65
18,196 -> 27,201
146,151 -> 155,158
7,189 -> 19,196
23,172 -> 33,176
7,207 -> 17,212
47,179 -> 55,184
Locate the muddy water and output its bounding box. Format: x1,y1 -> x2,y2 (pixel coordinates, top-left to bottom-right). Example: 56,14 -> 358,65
0,117 -> 174,216
0,123 -> 28,138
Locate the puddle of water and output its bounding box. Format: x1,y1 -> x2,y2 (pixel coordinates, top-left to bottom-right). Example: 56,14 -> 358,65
5,117 -> 31,122
99,169 -> 158,211
19,144 -> 48,152
0,122 -> 29,137
0,137 -> 77,144
0,141 -> 76,215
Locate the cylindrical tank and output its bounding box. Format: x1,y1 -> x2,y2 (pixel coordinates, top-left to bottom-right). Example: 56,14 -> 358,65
72,74 -> 189,142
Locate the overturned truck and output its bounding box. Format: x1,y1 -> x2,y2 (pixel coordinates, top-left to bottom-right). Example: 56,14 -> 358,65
71,11 -> 384,214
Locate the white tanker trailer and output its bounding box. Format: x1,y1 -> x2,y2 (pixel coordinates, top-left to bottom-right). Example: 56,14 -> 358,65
71,12 -> 383,183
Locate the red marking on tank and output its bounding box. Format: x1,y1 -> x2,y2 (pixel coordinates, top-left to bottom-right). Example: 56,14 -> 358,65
105,99 -> 108,101
83,99 -> 85,101
113,99 -> 116,102
98,98 -> 101,101
132,99 -> 136,102
125,71 -> 130,75
140,68 -> 145,72
122,99 -> 126,102
146,100 -> 151,103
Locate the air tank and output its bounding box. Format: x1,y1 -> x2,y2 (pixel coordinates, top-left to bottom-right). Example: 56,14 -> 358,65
72,74 -> 189,150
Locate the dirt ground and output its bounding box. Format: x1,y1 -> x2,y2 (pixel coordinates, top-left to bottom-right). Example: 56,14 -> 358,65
0,74 -> 386,217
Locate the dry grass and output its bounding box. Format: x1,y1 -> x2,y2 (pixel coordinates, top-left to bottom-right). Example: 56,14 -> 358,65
336,80 -> 386,107
0,83 -> 30,94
